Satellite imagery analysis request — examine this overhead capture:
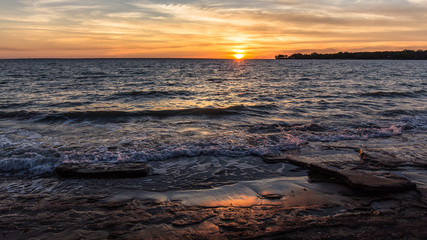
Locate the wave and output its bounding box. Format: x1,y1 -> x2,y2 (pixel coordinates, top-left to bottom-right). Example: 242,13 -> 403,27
0,105 -> 276,122
0,132 -> 304,176
0,123 -> 409,176
379,109 -> 427,117
304,125 -> 403,142
246,123 -> 326,133
360,90 -> 426,98
109,90 -> 194,99
0,102 -> 33,109
206,78 -> 224,83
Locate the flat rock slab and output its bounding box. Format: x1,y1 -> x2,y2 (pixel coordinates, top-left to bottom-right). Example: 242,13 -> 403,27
55,162 -> 149,178
309,163 -> 415,193
263,147 -> 416,193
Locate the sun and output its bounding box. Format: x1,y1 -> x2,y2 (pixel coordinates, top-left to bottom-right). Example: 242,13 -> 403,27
234,54 -> 244,59
233,49 -> 245,59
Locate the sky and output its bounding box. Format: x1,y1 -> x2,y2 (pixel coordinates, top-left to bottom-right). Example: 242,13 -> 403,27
1,0 -> 427,59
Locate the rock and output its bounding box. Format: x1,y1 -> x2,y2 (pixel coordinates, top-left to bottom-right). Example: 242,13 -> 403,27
55,162 -> 149,178
263,151 -> 415,193
309,163 -> 415,193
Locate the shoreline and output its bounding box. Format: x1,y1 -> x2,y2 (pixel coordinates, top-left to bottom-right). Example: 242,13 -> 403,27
1,177 -> 426,239
2,135 -> 427,239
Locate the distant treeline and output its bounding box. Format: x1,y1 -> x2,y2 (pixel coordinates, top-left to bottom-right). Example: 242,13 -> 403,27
280,50 -> 427,60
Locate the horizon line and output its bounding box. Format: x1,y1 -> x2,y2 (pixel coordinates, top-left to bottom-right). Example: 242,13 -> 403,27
0,57 -> 271,60
2,49 -> 425,60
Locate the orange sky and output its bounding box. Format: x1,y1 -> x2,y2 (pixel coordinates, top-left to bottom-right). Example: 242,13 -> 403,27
1,0 -> 427,59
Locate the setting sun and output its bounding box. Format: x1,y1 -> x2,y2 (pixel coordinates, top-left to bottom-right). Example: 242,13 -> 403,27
234,54 -> 244,59
233,49 -> 245,59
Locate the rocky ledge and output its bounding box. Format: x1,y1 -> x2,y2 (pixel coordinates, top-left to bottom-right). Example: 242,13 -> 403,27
310,163 -> 415,192
262,145 -> 416,193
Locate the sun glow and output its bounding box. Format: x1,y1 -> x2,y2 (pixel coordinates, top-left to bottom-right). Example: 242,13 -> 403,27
234,53 -> 244,59
233,49 -> 245,59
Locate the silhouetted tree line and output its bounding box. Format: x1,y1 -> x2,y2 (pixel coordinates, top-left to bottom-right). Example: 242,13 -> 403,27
284,50 -> 427,60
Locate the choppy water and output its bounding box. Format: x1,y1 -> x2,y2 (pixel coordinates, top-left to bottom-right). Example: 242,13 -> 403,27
1,59 -> 426,176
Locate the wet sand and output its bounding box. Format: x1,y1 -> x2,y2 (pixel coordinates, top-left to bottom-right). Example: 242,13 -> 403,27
2,135 -> 427,239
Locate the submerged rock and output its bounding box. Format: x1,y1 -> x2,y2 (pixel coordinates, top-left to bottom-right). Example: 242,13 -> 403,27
55,162 -> 149,178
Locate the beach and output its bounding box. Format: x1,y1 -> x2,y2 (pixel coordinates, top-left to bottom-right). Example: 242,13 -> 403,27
1,59 -> 426,239
2,135 -> 427,239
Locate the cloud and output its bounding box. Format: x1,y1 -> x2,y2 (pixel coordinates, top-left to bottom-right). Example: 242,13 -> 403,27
0,0 -> 426,58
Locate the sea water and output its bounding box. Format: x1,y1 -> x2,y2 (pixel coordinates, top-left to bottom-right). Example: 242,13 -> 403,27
0,59 -> 426,180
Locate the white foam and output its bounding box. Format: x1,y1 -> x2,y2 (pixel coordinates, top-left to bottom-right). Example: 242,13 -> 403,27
0,157 -> 57,175
304,125 -> 403,142
0,122 -> 418,176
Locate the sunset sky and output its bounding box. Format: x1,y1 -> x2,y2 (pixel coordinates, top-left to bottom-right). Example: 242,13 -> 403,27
1,0 -> 427,59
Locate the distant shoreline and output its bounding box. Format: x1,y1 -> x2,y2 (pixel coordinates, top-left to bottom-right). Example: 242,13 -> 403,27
2,49 -> 427,60
276,49 -> 427,60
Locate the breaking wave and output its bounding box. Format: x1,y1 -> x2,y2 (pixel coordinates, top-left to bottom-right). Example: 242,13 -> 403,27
0,123 -> 406,176
0,104 -> 278,122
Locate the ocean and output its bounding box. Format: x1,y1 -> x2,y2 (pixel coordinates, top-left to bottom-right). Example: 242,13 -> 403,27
0,59 -> 426,191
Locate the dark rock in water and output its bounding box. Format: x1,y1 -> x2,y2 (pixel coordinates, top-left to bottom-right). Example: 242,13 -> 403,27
309,163 -> 415,193
55,162 -> 149,178
262,152 -> 415,193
